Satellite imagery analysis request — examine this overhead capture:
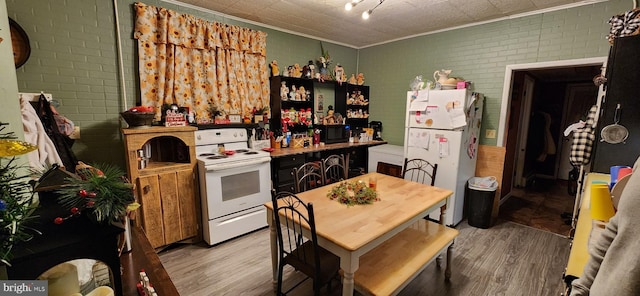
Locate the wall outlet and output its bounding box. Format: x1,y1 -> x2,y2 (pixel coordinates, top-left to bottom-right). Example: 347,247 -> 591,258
70,126 -> 81,139
485,129 -> 496,139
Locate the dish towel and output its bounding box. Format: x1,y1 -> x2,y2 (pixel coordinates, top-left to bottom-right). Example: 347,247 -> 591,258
20,95 -> 64,170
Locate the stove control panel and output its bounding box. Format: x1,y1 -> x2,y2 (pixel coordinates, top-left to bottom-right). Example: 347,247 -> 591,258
195,128 -> 248,146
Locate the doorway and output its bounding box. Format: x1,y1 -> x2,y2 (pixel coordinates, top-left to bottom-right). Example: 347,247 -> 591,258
497,58 -> 606,234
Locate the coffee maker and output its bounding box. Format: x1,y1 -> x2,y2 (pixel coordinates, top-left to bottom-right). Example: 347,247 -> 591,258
369,121 -> 383,141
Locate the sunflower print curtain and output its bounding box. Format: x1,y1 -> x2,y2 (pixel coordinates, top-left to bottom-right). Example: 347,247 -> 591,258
134,3 -> 269,123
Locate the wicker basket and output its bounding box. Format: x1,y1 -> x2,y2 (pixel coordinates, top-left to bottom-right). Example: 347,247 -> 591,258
120,112 -> 155,128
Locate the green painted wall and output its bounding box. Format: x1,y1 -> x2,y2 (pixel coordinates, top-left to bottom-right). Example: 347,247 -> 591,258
3,0 -> 632,167
0,0 -> 23,140
360,0 -> 626,146
4,0 -> 357,168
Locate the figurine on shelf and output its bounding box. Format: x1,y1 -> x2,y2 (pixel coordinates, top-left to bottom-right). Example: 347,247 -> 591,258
283,66 -> 290,77
334,64 -> 345,85
299,108 -> 306,123
292,63 -> 302,78
289,85 -> 297,101
317,42 -> 332,81
357,73 -> 365,85
348,73 -> 357,85
308,60 -> 316,79
296,86 -> 305,101
270,60 -> 279,77
317,56 -> 328,81
302,63 -> 311,79
280,81 -> 289,101
323,105 -> 336,124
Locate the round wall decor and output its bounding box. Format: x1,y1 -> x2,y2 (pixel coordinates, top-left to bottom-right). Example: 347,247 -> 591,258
9,18 -> 30,68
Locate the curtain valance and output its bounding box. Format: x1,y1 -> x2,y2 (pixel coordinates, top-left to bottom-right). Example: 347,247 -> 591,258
132,2 -> 270,124
134,2 -> 267,56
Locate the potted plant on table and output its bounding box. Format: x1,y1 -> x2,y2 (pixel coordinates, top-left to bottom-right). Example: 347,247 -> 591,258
254,106 -> 269,123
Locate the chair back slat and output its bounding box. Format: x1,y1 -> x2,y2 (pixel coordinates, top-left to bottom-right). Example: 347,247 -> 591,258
271,190 -> 340,295
322,154 -> 348,184
293,162 -> 325,193
272,190 -> 334,295
403,158 -> 438,186
376,161 -> 403,178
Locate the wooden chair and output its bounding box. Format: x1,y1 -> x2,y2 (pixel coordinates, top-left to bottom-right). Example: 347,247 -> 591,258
376,161 -> 403,178
322,154 -> 348,184
403,158 -> 438,186
292,162 -> 325,193
271,191 -> 340,296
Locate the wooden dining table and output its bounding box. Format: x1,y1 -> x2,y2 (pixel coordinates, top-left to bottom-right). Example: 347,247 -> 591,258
264,172 -> 454,296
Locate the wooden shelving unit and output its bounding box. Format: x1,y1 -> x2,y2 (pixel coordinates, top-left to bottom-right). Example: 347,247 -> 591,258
122,126 -> 200,248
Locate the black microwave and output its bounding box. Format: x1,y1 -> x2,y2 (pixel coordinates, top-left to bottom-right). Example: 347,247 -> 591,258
316,124 -> 350,144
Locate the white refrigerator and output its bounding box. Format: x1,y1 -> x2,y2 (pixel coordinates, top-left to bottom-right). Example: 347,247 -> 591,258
404,89 -> 484,226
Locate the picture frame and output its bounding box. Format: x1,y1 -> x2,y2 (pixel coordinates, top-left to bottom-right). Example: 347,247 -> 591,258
228,114 -> 242,123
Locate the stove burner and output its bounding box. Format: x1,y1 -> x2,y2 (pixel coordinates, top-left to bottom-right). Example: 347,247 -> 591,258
199,153 -> 218,157
244,151 -> 258,155
206,155 -> 228,160
235,149 -> 249,153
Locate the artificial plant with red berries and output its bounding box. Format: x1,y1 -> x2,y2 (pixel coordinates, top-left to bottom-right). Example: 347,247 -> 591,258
55,163 -> 135,224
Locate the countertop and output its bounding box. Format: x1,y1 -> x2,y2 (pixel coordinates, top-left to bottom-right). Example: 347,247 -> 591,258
565,173 -> 610,279
121,226 -> 179,295
269,140 -> 387,158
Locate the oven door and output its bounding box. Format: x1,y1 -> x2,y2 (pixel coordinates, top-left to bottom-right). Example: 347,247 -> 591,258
201,157 -> 272,219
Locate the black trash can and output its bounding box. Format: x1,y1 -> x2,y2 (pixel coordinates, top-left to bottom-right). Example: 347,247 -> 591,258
466,177 -> 498,229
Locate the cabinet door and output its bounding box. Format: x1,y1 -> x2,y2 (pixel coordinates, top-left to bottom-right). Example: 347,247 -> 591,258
176,168 -> 198,239
158,172 -> 182,245
592,35 -> 640,172
137,175 -> 165,248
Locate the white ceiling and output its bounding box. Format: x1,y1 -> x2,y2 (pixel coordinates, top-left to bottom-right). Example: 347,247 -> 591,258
168,0 -> 602,48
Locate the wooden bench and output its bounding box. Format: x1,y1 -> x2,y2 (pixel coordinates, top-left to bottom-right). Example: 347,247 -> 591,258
353,219 -> 459,296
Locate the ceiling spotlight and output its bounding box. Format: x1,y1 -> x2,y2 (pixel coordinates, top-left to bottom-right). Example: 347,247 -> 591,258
345,0 -> 363,11
362,10 -> 371,19
345,2 -> 354,10
360,0 -> 385,20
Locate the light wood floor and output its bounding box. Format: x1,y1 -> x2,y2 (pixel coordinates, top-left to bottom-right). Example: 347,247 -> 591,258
158,220 -> 570,296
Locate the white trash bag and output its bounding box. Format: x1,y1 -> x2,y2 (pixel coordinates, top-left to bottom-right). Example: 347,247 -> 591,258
468,176 -> 498,191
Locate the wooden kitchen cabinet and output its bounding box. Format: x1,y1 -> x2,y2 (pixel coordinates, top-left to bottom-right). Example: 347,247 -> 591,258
272,154 -> 306,193
122,126 -> 200,248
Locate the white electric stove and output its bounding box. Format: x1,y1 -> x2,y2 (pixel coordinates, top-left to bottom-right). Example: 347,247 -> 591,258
195,128 -> 272,245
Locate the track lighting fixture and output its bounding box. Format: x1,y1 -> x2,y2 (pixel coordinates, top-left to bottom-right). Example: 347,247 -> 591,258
362,10 -> 372,19
344,0 -> 363,11
345,0 -> 386,20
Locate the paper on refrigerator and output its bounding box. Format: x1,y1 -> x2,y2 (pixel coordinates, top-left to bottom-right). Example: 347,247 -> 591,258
449,108 -> 467,128
438,137 -> 450,157
408,91 -> 429,111
408,129 -> 430,150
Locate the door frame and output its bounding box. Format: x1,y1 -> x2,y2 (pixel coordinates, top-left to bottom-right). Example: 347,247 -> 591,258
513,75 -> 535,187
496,57 -> 606,202
498,57 -> 607,147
